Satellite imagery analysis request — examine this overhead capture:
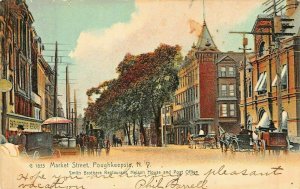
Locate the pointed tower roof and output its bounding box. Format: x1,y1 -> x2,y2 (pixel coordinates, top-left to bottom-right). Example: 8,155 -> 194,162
196,21 -> 219,52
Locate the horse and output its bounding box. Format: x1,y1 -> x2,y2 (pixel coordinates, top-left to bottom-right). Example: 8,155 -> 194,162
89,135 -> 98,156
112,135 -> 122,147
218,126 -> 233,152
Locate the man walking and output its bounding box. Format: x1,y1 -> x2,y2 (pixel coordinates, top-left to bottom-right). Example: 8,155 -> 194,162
15,125 -> 26,153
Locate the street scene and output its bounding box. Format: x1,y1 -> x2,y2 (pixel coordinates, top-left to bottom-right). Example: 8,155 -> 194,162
0,0 -> 300,188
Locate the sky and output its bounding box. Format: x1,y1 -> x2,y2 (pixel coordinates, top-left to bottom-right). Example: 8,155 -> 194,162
27,0 -> 265,115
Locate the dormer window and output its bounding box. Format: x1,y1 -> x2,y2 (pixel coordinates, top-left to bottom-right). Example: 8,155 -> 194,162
259,41 -> 265,57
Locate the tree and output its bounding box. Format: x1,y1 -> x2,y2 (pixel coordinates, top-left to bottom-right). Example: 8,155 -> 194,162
84,44 -> 182,147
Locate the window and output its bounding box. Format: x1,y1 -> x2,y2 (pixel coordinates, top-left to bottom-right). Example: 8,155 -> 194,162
220,104 -> 228,117
259,41 -> 265,57
281,65 -> 288,90
19,63 -> 26,90
220,67 -> 226,77
228,67 -> 235,77
248,80 -> 252,97
254,72 -> 267,93
257,72 -> 267,94
229,84 -> 235,96
272,65 -> 288,90
34,107 -> 41,120
9,45 -> 13,69
229,104 -> 235,116
221,85 -> 227,96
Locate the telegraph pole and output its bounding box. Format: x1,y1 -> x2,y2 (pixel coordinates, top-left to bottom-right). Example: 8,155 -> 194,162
74,90 -> 77,137
53,41 -> 58,117
229,32 -> 251,129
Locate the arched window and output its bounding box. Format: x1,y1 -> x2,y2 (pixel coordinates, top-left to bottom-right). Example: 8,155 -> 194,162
259,41 -> 265,57
248,80 -> 252,97
247,115 -> 253,130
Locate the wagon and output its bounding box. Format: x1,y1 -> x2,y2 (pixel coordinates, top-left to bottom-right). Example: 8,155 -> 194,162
22,132 -> 61,159
260,132 -> 288,154
229,134 -> 255,152
190,133 -> 218,149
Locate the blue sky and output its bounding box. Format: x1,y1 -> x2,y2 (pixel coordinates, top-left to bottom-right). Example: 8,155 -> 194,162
27,0 -> 264,115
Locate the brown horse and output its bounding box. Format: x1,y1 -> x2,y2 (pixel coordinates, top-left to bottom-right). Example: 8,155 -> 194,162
87,136 -> 97,156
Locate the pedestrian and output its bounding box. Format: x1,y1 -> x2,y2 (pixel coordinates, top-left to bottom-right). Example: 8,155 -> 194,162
105,139 -> 111,156
180,130 -> 184,145
78,134 -> 84,156
140,132 -> 144,146
15,125 -> 26,153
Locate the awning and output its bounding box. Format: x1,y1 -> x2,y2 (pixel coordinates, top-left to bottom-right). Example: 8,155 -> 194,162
254,73 -> 265,92
272,64 -> 287,87
257,72 -> 267,92
282,111 -> 288,129
257,112 -> 270,128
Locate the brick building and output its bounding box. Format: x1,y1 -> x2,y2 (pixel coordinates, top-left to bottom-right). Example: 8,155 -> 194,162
240,0 -> 300,143
173,21 -> 220,144
0,0 -> 61,135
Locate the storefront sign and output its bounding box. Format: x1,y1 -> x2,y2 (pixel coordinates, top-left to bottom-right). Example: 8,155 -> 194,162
8,117 -> 41,132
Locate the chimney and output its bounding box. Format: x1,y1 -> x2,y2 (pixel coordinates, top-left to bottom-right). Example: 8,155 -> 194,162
286,0 -> 299,17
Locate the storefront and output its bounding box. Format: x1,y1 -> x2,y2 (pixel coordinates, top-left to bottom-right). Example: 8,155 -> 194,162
7,113 -> 42,133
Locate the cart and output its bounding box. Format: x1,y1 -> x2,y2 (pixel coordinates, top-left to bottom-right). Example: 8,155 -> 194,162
191,133 -> 218,149
22,132 -> 61,159
229,134 -> 255,152
260,132 -> 288,154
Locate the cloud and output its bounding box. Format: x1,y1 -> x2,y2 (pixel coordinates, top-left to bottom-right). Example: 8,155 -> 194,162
70,0 -> 263,114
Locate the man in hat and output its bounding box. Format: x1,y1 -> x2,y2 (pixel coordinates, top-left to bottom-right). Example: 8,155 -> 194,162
15,125 -> 26,152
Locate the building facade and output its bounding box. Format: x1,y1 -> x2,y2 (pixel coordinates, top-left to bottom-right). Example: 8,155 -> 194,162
0,0 -> 57,136
173,21 -> 220,144
216,53 -> 243,133
240,0 -> 300,143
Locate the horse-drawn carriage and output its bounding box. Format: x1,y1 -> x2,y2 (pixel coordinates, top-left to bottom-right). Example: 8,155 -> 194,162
22,132 -> 61,159
260,132 -> 288,153
219,126 -> 289,153
190,133 -> 218,149
229,134 -> 255,152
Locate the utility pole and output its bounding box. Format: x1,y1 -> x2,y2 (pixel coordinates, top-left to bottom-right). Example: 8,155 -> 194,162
53,41 -> 58,117
74,90 -> 77,137
229,32 -> 251,129
66,65 -> 69,119
230,0 -> 294,131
